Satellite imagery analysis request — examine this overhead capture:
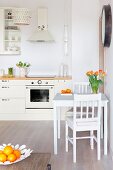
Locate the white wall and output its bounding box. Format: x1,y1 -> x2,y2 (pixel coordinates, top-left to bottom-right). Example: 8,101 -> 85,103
0,0 -> 99,80
72,0 -> 99,81
99,0 -> 113,154
0,0 -> 72,76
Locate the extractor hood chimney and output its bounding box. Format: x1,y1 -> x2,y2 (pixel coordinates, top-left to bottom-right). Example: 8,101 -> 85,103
28,8 -> 54,42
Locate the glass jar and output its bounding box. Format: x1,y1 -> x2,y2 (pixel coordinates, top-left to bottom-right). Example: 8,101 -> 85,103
8,67 -> 13,77
63,64 -> 68,77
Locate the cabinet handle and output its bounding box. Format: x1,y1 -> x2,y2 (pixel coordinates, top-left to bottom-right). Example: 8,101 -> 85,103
2,99 -> 10,101
2,86 -> 9,88
2,80 -> 9,82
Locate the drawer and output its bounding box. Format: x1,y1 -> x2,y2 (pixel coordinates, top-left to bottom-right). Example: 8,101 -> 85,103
0,80 -> 26,86
0,86 -> 25,98
0,98 -> 25,113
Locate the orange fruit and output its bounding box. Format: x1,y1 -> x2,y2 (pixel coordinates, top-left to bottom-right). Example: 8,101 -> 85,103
66,89 -> 71,93
0,150 -> 3,154
7,153 -> 17,162
3,146 -> 13,156
13,149 -> 21,159
61,90 -> 66,94
0,153 -> 7,162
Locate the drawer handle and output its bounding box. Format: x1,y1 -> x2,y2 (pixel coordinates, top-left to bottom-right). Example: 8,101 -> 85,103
2,80 -> 9,82
2,99 -> 10,101
2,86 -> 9,88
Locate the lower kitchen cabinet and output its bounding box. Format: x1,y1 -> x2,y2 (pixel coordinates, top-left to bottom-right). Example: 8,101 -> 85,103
0,98 -> 25,113
0,86 -> 25,98
0,80 -> 26,114
0,78 -> 72,119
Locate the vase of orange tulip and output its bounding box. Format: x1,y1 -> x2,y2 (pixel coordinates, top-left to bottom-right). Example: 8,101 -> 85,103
86,70 -> 106,93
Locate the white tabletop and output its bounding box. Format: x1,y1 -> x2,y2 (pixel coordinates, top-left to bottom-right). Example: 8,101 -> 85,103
54,93 -> 109,102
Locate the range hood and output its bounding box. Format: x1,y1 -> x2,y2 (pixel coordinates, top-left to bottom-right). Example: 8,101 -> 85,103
28,8 -> 54,42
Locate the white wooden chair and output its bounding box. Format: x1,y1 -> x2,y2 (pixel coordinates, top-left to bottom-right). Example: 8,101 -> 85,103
73,82 -> 91,94
65,93 -> 101,163
66,82 -> 91,116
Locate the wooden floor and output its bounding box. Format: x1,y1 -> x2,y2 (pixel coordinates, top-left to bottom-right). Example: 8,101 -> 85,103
0,121 -> 112,170
0,153 -> 50,170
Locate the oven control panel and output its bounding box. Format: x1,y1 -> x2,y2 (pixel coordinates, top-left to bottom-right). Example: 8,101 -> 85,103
26,80 -> 55,86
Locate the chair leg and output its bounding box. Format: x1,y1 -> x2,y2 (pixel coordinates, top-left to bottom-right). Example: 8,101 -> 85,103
73,129 -> 76,163
90,130 -> 94,150
66,121 -> 68,152
97,127 -> 101,160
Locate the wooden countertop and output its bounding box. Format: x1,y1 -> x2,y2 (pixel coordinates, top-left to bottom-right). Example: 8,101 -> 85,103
0,76 -> 72,80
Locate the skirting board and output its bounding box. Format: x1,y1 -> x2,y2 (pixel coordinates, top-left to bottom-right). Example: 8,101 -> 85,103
0,108 -> 66,120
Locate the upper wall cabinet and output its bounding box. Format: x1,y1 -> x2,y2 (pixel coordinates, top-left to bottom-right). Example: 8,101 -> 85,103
0,8 -> 21,55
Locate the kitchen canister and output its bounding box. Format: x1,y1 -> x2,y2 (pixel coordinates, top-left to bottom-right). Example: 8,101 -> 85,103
0,69 -> 5,76
8,67 -> 14,77
63,64 -> 68,77
59,63 -> 64,77
59,63 -> 68,77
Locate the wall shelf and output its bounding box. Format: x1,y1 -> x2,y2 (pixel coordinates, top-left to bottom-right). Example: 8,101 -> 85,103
0,7 -> 21,55
4,40 -> 20,42
5,29 -> 20,32
5,19 -> 13,21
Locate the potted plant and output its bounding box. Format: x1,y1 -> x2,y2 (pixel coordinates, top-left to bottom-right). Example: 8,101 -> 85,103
16,61 -> 31,77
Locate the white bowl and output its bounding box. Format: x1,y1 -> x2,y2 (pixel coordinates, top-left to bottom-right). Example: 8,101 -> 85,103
0,143 -> 33,165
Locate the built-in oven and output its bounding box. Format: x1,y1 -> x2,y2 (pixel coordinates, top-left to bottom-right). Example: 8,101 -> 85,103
26,80 -> 54,109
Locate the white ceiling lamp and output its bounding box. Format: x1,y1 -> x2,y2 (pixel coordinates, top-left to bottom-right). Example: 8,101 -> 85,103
13,8 -> 31,25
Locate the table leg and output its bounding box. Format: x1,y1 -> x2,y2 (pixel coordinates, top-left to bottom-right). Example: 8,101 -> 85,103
54,103 -> 57,154
101,107 -> 103,139
58,107 -> 61,139
104,103 -> 107,155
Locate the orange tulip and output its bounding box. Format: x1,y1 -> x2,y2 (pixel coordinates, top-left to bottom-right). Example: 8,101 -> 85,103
99,69 -> 103,73
90,71 -> 94,75
102,72 -> 106,77
94,71 -> 99,76
86,71 -> 90,76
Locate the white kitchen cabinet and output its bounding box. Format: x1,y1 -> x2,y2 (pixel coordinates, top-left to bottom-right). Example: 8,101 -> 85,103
0,80 -> 25,113
54,79 -> 72,94
0,7 -> 21,55
0,98 -> 25,113
0,86 -> 25,98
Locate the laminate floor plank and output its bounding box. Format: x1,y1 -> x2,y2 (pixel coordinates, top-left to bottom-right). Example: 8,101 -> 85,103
0,153 -> 50,170
0,121 -> 112,170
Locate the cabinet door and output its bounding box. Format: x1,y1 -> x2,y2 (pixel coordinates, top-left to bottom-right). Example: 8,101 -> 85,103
0,86 -> 25,98
0,9 -> 4,53
0,98 -> 25,113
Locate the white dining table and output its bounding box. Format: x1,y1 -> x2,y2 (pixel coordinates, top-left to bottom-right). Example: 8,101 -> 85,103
53,93 -> 109,155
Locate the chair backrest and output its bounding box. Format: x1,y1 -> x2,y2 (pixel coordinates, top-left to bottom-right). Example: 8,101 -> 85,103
73,82 -> 91,94
74,93 -> 101,123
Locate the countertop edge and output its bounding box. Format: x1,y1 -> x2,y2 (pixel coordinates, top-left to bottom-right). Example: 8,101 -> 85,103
0,76 -> 72,80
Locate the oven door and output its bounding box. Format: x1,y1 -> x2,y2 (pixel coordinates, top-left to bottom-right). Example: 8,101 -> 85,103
26,86 -> 54,109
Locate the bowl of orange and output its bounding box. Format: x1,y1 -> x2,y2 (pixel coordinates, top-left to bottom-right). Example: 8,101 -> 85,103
0,144 -> 33,165
61,89 -> 72,95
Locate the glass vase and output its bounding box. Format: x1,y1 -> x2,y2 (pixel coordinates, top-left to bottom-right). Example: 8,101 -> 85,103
91,83 -> 99,94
